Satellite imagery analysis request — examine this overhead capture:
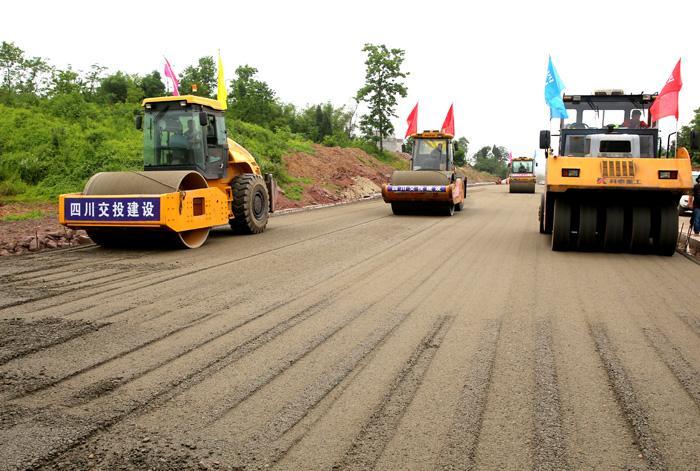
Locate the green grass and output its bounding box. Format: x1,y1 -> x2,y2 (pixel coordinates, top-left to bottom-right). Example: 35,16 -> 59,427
0,209 -> 44,222
284,184 -> 304,201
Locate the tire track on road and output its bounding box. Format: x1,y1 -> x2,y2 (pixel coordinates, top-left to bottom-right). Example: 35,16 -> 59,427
642,327 -> 700,408
332,316 -> 452,471
533,318 -> 568,471
437,319 -> 502,471
589,323 -> 667,471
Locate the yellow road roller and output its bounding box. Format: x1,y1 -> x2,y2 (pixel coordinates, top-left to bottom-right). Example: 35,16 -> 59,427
538,91 -> 696,255
509,156 -> 536,193
58,95 -> 276,248
382,131 -> 466,216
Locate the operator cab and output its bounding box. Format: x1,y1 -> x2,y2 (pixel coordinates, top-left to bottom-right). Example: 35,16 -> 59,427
539,92 -> 659,158
511,159 -> 534,174
410,131 -> 456,171
137,96 -> 228,180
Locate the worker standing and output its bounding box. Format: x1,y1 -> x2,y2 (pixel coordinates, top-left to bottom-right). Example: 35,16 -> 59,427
690,174 -> 700,236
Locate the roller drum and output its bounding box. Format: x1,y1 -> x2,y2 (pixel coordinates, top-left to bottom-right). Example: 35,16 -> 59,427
82,171 -> 211,249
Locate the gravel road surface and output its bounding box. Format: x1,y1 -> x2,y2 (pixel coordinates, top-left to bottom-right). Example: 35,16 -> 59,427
1,185 -> 699,470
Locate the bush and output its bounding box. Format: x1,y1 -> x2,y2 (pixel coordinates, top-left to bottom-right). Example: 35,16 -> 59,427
0,178 -> 28,197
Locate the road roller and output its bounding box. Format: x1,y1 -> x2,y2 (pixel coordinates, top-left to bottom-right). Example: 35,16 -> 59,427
382,131 -> 466,216
538,91 -> 697,255
58,95 -> 276,248
509,157 -> 536,193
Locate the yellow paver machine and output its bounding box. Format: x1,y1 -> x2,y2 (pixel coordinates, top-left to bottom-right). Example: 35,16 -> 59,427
382,131 -> 467,215
59,96 -> 276,248
509,157 -> 536,193
538,91 -> 697,255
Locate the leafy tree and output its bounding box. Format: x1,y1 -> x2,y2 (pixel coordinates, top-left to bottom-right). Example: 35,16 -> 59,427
355,43 -> 408,153
99,72 -> 131,103
472,144 -> 509,178
229,65 -> 280,127
83,64 -> 107,98
678,107 -> 700,165
179,56 -> 216,97
138,70 -> 165,98
0,41 -> 51,97
454,137 -> 469,166
50,67 -> 84,96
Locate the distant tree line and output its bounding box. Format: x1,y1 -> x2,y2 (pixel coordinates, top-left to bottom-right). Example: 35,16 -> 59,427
471,144 -> 510,178
0,41 -> 356,147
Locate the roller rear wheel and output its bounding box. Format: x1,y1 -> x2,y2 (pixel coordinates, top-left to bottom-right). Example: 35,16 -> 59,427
656,203 -> 678,256
538,195 -> 546,234
551,199 -> 571,251
629,206 -> 651,252
603,206 -> 625,252
578,204 -> 597,250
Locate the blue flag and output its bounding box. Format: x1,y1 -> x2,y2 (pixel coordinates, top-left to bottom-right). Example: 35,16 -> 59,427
545,56 -> 568,119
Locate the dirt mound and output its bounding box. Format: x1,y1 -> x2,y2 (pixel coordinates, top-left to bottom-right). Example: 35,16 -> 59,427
277,144 -> 397,209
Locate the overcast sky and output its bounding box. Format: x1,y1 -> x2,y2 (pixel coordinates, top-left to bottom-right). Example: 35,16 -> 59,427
5,0 -> 698,159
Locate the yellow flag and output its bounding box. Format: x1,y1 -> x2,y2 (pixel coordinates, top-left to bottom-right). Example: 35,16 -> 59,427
217,51 -> 227,110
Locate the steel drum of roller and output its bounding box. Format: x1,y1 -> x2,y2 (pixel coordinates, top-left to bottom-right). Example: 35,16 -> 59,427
82,171 -> 211,249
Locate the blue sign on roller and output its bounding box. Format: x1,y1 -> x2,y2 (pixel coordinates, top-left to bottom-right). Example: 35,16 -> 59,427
64,197 -> 161,222
386,185 -> 447,192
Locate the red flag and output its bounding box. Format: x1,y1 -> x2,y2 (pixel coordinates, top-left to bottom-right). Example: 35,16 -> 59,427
441,104 -> 454,136
650,59 -> 682,122
405,103 -> 418,138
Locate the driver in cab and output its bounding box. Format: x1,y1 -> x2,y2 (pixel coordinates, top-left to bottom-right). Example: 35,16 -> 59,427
621,110 -> 648,129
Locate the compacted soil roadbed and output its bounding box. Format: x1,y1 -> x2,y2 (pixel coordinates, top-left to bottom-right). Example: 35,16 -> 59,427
1,186 -> 698,470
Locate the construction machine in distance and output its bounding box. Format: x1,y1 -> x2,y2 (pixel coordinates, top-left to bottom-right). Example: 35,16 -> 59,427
382,131 -> 466,215
58,95 -> 276,249
538,90 -> 698,255
509,156 -> 536,193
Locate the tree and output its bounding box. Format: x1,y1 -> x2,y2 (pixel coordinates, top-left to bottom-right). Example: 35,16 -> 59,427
99,72 -> 130,103
0,41 -> 51,97
355,43 -> 408,153
50,67 -> 84,96
229,65 -> 280,127
678,107 -> 700,165
179,56 -> 216,97
139,70 -> 165,98
472,144 -> 509,178
454,137 -> 469,167
83,64 -> 107,98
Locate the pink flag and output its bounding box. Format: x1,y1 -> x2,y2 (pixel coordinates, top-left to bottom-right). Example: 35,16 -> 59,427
164,57 -> 180,96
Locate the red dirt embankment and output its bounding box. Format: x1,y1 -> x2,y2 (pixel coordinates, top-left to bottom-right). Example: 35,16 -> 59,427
276,144 -> 400,209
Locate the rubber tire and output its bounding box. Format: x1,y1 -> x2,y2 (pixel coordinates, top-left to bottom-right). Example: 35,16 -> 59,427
551,199 -> 572,251
603,206 -> 625,252
391,202 -> 407,215
656,203 -> 678,256
538,195 -> 546,234
578,204 -> 597,250
629,206 -> 651,252
230,174 -> 269,234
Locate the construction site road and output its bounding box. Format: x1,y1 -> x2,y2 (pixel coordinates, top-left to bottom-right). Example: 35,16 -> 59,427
1,185 -> 699,470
